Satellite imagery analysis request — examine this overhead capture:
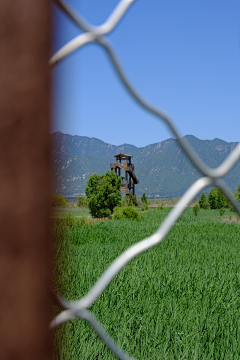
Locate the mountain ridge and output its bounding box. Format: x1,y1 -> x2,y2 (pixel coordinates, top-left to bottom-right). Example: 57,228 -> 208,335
51,131 -> 239,197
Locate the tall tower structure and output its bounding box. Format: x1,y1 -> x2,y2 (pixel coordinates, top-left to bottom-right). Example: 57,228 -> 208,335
110,153 -> 139,195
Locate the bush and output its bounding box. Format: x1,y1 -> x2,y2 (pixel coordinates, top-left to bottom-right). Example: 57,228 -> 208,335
133,194 -> 138,207
199,192 -> 210,209
156,203 -> 164,210
128,193 -> 134,206
141,203 -> 149,211
113,206 -> 142,221
141,192 -> 148,204
121,195 -> 128,207
77,193 -> 88,207
54,215 -> 89,228
51,194 -> 67,207
219,207 -> 226,216
193,204 -> 200,216
86,171 -> 122,218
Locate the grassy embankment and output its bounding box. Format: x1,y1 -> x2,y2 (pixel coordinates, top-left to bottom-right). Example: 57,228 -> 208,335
52,208 -> 240,360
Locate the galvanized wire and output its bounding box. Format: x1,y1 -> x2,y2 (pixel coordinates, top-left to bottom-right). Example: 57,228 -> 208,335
50,1 -> 240,359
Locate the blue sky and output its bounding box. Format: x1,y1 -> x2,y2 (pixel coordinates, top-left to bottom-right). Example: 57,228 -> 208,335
51,0 -> 240,147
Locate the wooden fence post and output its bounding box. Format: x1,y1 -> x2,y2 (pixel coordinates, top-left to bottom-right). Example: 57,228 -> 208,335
0,1 -> 52,359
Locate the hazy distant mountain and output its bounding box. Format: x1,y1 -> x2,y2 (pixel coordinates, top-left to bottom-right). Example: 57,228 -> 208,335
51,131 -> 240,197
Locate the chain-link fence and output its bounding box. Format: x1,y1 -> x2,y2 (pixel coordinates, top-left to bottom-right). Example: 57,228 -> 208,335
50,1 -> 240,359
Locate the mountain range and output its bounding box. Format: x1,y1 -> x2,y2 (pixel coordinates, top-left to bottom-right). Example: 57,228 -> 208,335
51,132 -> 240,197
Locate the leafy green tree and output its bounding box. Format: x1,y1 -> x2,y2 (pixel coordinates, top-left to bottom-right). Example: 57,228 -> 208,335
77,193 -> 88,207
193,204 -> 200,216
86,171 -> 122,218
208,187 -> 229,209
199,192 -> 210,209
51,194 -> 67,207
208,188 -> 218,209
217,189 -> 230,209
141,192 -> 147,204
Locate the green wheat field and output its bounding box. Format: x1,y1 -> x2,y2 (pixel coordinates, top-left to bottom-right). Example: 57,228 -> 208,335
53,208 -> 240,360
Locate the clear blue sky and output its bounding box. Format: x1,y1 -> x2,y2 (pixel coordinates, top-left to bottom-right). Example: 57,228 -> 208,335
51,0 -> 240,147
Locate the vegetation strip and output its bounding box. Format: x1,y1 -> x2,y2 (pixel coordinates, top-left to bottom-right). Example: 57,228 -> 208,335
53,208 -> 240,360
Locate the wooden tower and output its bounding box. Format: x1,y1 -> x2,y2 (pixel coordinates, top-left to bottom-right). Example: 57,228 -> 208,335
110,153 -> 139,195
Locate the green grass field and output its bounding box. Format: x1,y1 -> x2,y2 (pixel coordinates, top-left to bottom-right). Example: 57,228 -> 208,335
53,206 -> 91,219
53,208 -> 240,360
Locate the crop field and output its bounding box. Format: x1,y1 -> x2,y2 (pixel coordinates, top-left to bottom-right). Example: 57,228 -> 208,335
53,208 -> 240,360
53,206 -> 91,219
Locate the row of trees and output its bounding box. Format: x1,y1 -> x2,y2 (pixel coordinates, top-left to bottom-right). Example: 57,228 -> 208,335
199,185 -> 240,210
53,169 -> 240,218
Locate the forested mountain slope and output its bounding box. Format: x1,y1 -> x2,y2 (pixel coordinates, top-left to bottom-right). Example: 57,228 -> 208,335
51,131 -> 239,197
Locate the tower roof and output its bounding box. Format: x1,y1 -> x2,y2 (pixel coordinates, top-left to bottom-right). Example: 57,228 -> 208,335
113,153 -> 133,158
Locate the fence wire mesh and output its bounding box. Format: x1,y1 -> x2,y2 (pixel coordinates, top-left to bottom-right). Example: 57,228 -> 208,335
50,1 -> 240,359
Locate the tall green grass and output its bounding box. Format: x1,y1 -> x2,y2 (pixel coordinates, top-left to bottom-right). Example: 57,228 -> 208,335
53,209 -> 240,359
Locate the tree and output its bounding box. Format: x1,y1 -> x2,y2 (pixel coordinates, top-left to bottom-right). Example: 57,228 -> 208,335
85,171 -> 122,218
141,192 -> 147,204
77,193 -> 88,207
208,188 -> 218,209
51,194 -> 67,207
208,187 -> 229,210
199,192 -> 210,209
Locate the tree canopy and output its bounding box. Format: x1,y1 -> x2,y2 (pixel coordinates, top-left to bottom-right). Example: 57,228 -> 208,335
208,187 -> 229,209
51,194 -> 67,207
85,171 -> 122,218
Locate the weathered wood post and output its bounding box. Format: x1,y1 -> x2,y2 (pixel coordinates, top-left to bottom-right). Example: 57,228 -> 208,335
0,1 -> 52,359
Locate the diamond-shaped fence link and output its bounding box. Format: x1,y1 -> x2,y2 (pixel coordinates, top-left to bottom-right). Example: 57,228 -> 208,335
50,1 -> 240,359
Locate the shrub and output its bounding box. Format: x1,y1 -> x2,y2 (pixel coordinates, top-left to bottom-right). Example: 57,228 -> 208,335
121,195 -> 128,207
113,206 -> 142,221
193,204 -> 200,216
77,194 -> 88,207
219,207 -> 226,216
54,214 -> 75,227
51,194 -> 67,207
86,171 -> 122,218
199,192 -> 210,209
156,203 -> 164,210
141,203 -> 149,211
141,192 -> 148,204
128,193 -> 134,206
54,215 -> 89,228
133,194 -> 138,207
